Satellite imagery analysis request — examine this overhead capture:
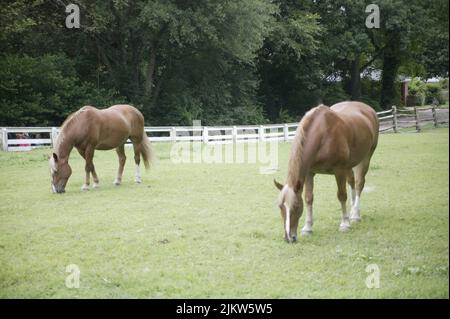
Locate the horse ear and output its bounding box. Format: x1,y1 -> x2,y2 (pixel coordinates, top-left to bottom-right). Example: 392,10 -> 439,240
273,179 -> 284,191
52,153 -> 58,162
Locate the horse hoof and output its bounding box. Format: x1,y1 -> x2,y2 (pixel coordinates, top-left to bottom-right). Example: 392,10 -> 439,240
350,217 -> 361,223
301,229 -> 313,236
113,180 -> 121,186
81,185 -> 89,191
93,183 -> 100,189
339,224 -> 351,232
135,179 -> 142,184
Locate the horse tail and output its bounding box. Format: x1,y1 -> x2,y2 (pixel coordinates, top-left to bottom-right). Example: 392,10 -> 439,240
141,128 -> 153,170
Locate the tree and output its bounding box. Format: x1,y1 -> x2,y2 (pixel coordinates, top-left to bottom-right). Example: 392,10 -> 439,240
370,0 -> 428,108
0,0 -> 277,126
257,0 -> 322,121
0,0 -> 448,126
311,0 -> 372,101
418,0 -> 449,78
67,0 -> 276,124
0,54 -> 122,126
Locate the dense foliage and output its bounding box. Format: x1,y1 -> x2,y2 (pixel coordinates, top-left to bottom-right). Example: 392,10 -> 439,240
0,0 -> 448,126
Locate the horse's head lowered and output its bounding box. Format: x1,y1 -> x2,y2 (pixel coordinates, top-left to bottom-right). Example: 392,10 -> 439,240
274,179 -> 303,243
49,153 -> 72,193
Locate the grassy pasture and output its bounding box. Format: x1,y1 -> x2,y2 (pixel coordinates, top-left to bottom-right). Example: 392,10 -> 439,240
0,128 -> 448,298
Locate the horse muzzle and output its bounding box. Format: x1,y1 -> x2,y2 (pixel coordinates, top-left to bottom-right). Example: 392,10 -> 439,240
284,233 -> 297,243
52,184 -> 65,194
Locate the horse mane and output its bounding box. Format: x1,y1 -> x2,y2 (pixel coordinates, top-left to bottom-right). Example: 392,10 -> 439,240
60,111 -> 78,131
61,106 -> 92,130
55,106 -> 92,153
287,104 -> 327,190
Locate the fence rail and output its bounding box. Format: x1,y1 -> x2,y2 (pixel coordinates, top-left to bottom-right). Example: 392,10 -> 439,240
1,106 -> 448,152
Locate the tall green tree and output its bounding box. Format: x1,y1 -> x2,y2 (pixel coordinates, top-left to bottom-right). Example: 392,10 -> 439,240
0,0 -> 448,126
311,0 -> 372,101
416,0 -> 449,78
257,0 -> 322,121
71,0 -> 276,124
369,0 -> 428,108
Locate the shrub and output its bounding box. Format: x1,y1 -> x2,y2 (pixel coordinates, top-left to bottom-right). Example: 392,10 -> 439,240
425,82 -> 444,105
408,78 -> 426,106
408,78 -> 427,96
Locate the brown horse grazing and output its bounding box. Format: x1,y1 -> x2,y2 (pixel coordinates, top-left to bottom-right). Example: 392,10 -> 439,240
274,101 -> 379,242
49,104 -> 153,193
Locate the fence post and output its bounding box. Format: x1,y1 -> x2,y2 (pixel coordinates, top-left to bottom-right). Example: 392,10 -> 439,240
431,106 -> 438,128
392,106 -> 398,133
232,126 -> 237,144
1,128 -> 8,152
259,125 -> 265,142
170,127 -> 176,142
50,127 -> 59,148
203,126 -> 208,144
414,107 -> 421,132
283,124 -> 289,141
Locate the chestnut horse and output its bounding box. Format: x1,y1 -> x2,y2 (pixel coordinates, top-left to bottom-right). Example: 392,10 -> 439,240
274,101 -> 379,242
49,104 -> 152,193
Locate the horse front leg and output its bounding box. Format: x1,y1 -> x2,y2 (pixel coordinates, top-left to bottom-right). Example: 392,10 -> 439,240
335,171 -> 351,232
77,148 -> 89,191
81,160 -> 91,191
301,173 -> 315,236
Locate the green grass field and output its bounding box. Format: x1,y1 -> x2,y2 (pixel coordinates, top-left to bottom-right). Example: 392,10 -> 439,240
0,128 -> 448,298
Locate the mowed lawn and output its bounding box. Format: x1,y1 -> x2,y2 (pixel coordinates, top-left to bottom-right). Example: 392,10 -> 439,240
0,128 -> 448,298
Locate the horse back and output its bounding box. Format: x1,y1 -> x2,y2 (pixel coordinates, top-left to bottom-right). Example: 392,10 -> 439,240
311,102 -> 378,171
331,101 -> 378,161
76,104 -> 145,150
330,101 -> 379,147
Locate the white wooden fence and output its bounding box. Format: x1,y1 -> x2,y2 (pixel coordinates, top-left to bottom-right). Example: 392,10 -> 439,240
1,106 -> 448,152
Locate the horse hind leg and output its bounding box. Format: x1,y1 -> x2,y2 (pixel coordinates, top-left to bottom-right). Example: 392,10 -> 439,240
347,170 -> 356,207
132,141 -> 142,184
335,171 -> 351,232
350,157 -> 371,223
77,148 -> 90,191
114,145 -> 126,185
